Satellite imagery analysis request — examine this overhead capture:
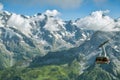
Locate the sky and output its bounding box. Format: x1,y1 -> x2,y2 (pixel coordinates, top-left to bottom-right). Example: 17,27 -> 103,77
0,0 -> 120,20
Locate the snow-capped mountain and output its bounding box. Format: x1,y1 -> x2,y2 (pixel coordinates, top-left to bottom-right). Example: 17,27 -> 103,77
0,10 -> 92,68
0,10 -> 120,79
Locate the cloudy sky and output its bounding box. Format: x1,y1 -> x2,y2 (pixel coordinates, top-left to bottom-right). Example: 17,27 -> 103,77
0,0 -> 120,20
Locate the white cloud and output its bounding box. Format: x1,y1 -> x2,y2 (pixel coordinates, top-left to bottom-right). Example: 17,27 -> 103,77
75,10 -> 120,31
43,10 -> 65,32
0,3 -> 3,10
44,10 -> 60,17
7,14 -> 32,36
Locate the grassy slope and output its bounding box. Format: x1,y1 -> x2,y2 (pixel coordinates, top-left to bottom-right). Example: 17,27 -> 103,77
0,60 -> 80,80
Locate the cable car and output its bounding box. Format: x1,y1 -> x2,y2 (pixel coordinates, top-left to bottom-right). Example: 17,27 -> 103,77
95,56 -> 110,64
95,40 -> 110,64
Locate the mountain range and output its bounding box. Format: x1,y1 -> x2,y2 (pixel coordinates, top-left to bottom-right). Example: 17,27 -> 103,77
0,10 -> 120,80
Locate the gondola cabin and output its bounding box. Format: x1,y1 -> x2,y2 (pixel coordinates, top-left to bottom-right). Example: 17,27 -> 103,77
95,56 -> 110,64
95,40 -> 110,64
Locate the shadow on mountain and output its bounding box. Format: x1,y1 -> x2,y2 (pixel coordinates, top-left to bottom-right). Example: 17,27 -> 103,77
29,47 -> 80,67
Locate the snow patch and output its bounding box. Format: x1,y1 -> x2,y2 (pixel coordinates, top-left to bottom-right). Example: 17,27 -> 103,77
31,14 -> 45,21
43,16 -> 64,32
